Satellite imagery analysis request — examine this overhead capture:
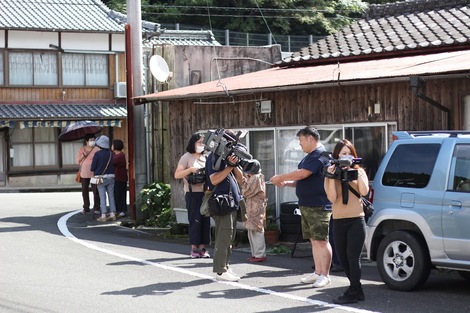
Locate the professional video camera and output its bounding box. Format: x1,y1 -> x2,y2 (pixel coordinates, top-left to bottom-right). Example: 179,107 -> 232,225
322,152 -> 362,182
203,128 -> 260,173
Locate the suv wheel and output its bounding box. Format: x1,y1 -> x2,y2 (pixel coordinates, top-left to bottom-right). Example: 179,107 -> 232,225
377,230 -> 431,291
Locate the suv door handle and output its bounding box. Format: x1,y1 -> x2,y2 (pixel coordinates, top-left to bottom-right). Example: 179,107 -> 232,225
450,200 -> 462,209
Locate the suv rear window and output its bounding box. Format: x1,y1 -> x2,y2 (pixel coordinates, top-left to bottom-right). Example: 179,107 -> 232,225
382,144 -> 440,188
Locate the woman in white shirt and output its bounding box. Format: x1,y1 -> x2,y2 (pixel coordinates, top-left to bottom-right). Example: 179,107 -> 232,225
174,133 -> 211,259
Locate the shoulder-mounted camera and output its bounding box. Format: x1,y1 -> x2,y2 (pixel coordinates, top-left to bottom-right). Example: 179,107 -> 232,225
203,128 -> 260,173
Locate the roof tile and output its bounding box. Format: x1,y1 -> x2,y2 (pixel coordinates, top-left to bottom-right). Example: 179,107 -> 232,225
281,1 -> 470,66
0,103 -> 127,119
0,0 -> 157,33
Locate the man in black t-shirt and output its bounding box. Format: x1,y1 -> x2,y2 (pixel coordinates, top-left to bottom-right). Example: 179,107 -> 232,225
270,126 -> 333,288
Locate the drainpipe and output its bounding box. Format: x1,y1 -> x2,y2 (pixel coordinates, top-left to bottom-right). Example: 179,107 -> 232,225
410,76 -> 451,129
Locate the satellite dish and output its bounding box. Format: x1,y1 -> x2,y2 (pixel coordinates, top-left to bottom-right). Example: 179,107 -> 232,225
149,55 -> 170,82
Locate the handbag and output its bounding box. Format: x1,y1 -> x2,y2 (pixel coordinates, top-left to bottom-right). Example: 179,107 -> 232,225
92,151 -> 112,185
200,190 -> 213,217
75,170 -> 81,183
207,173 -> 237,216
208,193 -> 235,216
90,176 -> 103,185
348,185 -> 374,222
187,168 -> 206,184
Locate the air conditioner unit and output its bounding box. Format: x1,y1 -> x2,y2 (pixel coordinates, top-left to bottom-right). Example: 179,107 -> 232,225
114,82 -> 127,98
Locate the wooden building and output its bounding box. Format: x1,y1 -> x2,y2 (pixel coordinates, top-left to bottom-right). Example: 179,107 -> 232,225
137,0 -> 470,215
0,0 -> 227,190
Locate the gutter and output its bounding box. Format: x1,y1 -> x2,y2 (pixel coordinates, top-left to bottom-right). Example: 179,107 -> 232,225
136,72 -> 470,103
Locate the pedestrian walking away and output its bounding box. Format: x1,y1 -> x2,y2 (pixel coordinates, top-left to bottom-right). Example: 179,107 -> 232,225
112,139 -> 128,218
91,135 -> 117,222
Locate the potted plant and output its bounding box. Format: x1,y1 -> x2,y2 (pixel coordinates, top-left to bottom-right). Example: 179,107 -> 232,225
264,208 -> 280,245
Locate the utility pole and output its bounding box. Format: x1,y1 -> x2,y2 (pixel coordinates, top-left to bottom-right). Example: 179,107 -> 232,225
127,0 -> 147,222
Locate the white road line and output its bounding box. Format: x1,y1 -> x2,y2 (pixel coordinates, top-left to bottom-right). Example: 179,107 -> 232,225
58,210 -> 379,313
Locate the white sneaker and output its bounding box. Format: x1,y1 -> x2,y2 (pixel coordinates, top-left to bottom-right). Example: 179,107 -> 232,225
312,275 -> 331,288
227,268 -> 241,279
300,272 -> 320,284
216,271 -> 240,282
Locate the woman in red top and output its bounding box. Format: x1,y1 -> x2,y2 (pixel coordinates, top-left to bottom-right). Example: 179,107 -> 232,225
112,139 -> 128,218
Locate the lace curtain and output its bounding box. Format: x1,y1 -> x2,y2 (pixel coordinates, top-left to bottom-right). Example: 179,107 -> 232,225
9,52 -> 33,85
62,53 -> 85,85
10,127 -> 57,167
34,53 -> 58,86
62,142 -> 82,166
85,54 -> 108,86
62,53 -> 107,86
9,52 -> 57,86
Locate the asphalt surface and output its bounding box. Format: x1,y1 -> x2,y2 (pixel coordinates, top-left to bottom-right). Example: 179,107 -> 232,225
2,192 -> 470,313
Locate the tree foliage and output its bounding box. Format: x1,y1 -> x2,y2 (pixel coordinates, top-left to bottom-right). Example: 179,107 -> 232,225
104,0 -> 401,36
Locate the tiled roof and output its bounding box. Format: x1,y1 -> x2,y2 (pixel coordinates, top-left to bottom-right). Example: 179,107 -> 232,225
0,103 -> 127,120
143,30 -> 221,47
280,0 -> 470,66
0,0 -> 158,33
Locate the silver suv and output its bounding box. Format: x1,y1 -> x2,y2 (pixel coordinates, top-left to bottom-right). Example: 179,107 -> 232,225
365,131 -> 470,291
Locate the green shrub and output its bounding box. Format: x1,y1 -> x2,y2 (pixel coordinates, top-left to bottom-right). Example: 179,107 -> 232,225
137,182 -> 175,227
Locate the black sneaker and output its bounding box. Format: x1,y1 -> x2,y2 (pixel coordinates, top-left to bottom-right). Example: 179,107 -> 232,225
333,288 -> 363,304
357,289 -> 365,301
333,293 -> 358,304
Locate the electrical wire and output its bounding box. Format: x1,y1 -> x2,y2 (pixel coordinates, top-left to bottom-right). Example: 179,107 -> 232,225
142,4 -> 329,13
204,1 -> 226,95
254,0 -> 277,44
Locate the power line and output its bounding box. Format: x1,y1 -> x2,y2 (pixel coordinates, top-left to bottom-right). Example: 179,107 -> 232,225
141,4 -> 329,13
141,12 -> 338,19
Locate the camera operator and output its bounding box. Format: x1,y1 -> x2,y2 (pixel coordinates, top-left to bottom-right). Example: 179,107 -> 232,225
323,139 -> 369,304
174,133 -> 211,259
206,129 -> 244,282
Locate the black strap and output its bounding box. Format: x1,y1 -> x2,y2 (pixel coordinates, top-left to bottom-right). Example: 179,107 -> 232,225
348,184 -> 361,199
102,151 -> 112,174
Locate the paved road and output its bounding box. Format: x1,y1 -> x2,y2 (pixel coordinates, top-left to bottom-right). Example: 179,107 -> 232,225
1,192 -> 469,313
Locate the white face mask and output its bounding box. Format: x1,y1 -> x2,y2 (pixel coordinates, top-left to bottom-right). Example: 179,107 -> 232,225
195,145 -> 204,153
88,141 -> 96,147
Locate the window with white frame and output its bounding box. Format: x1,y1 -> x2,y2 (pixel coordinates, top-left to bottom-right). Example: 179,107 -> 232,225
62,53 -> 108,86
10,126 -> 58,168
9,51 -> 58,86
242,123 -> 396,217
6,51 -> 108,87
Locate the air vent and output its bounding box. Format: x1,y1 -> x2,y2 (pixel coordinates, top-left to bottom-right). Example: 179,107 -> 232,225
114,82 -> 127,98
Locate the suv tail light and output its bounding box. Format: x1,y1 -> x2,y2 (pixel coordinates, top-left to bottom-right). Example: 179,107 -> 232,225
369,188 -> 374,203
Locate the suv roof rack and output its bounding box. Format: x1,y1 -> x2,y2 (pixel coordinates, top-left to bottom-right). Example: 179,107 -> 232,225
393,131 -> 470,139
